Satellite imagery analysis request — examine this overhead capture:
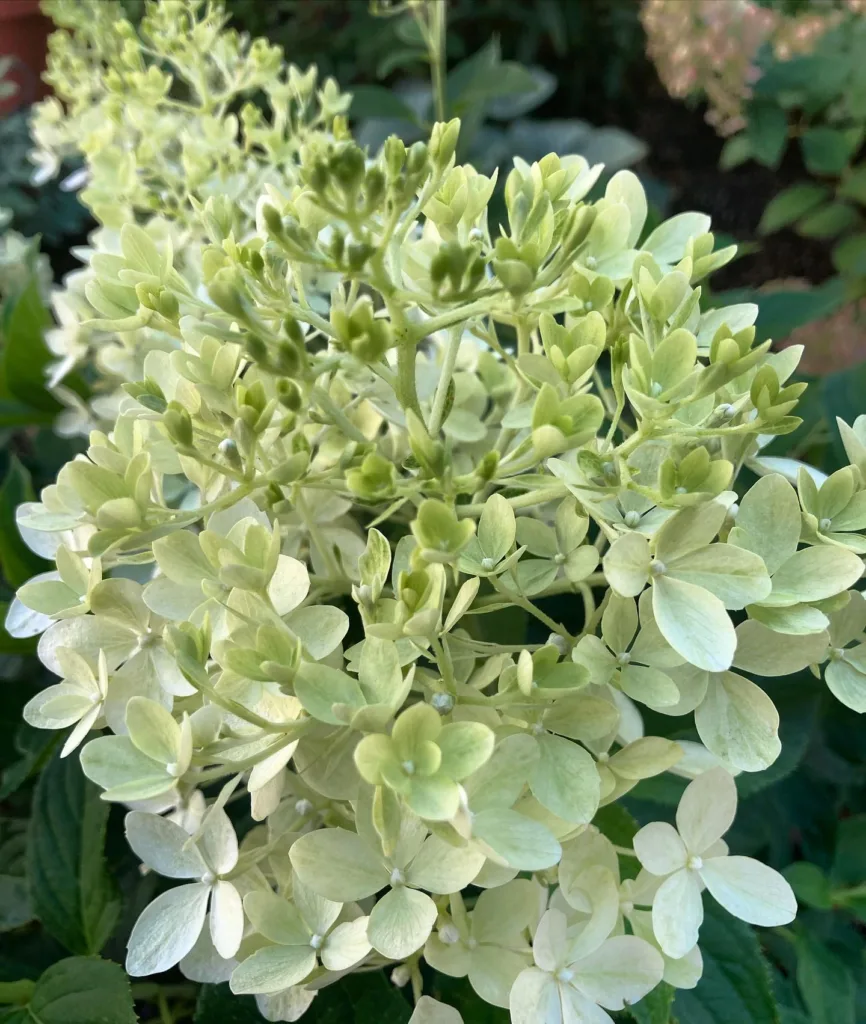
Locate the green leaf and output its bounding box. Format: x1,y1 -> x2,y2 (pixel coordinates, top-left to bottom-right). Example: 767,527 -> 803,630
0,276 -> 60,415
782,863 -> 833,910
801,127 -> 858,176
672,901 -> 779,1024
349,86 -> 420,125
11,957 -> 136,1024
629,982 -> 676,1024
832,232 -> 866,276
746,101 -> 788,169
719,135 -> 752,171
795,936 -> 855,1024
830,815 -> 866,888
28,750 -> 121,955
0,876 -> 32,932
758,184 -> 830,235
796,201 -> 858,240
196,971 -> 412,1023
0,458 -> 50,589
0,726 -> 59,800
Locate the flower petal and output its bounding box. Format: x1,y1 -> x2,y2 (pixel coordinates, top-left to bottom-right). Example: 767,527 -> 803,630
229,944 -> 317,996
651,869 -> 703,960
210,880 -> 244,959
534,909 -> 568,972
125,811 -> 206,879
652,575 -> 736,672
367,886 -> 437,959
321,916 -> 372,971
676,767 -> 737,855
633,822 -> 687,876
126,882 -> 210,976
699,855 -> 797,926
571,934 -> 664,1010
509,967 -> 562,1024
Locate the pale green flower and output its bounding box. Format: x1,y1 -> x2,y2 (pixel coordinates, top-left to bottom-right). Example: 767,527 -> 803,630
633,768 -> 796,959
124,808 -> 244,974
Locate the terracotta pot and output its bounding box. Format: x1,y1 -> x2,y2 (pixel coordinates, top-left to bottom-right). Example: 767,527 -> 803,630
0,0 -> 52,115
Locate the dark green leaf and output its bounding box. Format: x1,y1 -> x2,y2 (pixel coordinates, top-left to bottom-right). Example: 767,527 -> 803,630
28,751 -> 121,955
782,862 -> 833,910
830,815 -> 866,888
629,982 -> 676,1024
0,726 -> 58,801
0,458 -> 50,589
796,201 -> 859,239
17,957 -> 135,1024
195,984 -> 266,1023
376,47 -> 428,80
831,233 -> 866,276
0,877 -> 32,932
0,277 -> 60,415
349,85 -> 420,125
838,165 -> 866,204
758,184 -> 830,234
795,936 -> 855,1024
746,101 -> 788,169
197,972 -> 412,1023
672,901 -> 779,1024
485,65 -> 556,120
801,128 -> 858,176
719,135 -> 752,171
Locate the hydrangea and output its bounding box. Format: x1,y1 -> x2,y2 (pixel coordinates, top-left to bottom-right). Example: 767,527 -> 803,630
9,100 -> 863,1021
31,0 -> 348,424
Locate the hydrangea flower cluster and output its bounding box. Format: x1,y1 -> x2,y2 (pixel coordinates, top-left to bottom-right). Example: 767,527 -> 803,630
10,79 -> 866,1024
29,0 -> 347,428
641,0 -> 863,136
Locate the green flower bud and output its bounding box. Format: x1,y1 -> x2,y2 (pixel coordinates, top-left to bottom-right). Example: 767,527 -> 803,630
164,402 -> 193,447
429,118 -> 460,170
384,135 -> 406,178
276,377 -> 303,411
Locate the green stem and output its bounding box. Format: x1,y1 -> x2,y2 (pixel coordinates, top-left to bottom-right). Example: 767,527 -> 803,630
457,484 -> 567,518
428,0 -> 448,124
427,326 -> 462,434
490,575 -> 574,643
